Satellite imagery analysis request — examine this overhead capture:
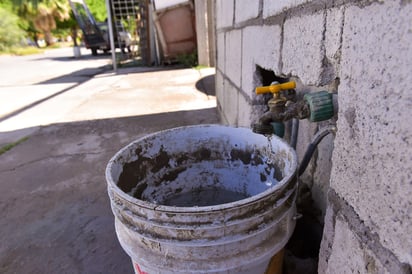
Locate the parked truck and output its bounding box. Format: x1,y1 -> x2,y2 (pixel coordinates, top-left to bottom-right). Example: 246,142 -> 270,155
69,0 -> 132,55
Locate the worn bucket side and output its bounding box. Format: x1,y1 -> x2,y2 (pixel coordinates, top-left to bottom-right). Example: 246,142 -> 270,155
106,125 -> 298,274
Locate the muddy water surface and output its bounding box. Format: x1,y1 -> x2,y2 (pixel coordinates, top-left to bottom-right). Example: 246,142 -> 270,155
162,187 -> 250,207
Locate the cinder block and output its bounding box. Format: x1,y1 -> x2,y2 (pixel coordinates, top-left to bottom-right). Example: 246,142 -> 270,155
215,70 -> 224,106
216,32 -> 225,73
235,0 -> 259,24
241,25 -> 282,99
237,93 -> 267,128
237,93 -> 251,128
216,0 -> 234,29
221,79 -> 239,126
325,216 -> 390,274
263,0 -> 312,18
225,29 -> 242,88
282,11 -> 325,85
331,2 -> 412,264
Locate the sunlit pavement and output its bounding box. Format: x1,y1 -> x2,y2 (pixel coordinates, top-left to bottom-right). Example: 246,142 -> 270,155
0,66 -> 216,134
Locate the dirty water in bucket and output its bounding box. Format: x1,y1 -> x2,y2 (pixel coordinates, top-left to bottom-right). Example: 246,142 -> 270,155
117,143 -> 282,207
162,187 -> 249,207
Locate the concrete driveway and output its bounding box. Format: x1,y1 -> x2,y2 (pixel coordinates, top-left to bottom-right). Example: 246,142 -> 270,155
0,49 -> 218,273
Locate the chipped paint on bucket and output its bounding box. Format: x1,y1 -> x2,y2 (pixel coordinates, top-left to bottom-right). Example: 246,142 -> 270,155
106,125 -> 298,273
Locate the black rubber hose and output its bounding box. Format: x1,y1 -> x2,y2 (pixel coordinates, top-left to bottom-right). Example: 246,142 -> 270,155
298,125 -> 337,176
290,118 -> 299,149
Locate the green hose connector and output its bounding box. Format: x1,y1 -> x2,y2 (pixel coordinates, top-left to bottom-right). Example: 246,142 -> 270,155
304,91 -> 334,122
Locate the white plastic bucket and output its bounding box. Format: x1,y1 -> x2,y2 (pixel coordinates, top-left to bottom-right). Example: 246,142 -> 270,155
106,125 -> 298,274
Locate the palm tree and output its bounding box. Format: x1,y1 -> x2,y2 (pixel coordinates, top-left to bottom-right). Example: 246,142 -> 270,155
15,0 -> 70,46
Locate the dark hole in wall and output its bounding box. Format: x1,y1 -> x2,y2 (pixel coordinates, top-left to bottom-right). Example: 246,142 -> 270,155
255,66 -> 291,103
256,65 -> 289,86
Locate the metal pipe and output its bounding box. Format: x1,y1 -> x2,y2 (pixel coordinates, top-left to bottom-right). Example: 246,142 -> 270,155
149,2 -> 161,65
105,0 -> 117,71
298,125 -> 337,176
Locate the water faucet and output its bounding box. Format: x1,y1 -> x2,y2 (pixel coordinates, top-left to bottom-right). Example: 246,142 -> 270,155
252,81 -> 334,136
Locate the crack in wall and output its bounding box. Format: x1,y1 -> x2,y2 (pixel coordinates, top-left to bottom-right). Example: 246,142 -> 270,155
337,6 -> 345,71
319,8 -> 330,86
278,17 -> 285,73
258,0 -> 264,17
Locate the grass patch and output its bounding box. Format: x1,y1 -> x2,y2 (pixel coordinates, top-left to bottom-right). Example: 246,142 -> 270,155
194,65 -> 209,70
0,42 -> 74,56
0,46 -> 44,56
48,42 -> 74,49
176,51 -> 198,68
0,137 -> 29,155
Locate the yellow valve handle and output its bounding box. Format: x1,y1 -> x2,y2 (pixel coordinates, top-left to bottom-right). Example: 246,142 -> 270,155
255,81 -> 296,95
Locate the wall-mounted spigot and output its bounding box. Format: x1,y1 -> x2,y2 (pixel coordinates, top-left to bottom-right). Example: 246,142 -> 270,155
252,81 -> 334,136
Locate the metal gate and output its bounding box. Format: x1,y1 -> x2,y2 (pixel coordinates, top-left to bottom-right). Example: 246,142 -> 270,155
107,0 -> 153,67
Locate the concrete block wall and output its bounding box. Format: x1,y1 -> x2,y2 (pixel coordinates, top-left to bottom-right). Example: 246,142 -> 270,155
215,0 -> 411,273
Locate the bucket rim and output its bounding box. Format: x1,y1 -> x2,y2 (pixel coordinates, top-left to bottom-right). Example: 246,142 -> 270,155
105,124 -> 298,213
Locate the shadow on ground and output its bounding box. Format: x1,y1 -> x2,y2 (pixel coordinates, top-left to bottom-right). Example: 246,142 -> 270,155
0,66 -> 108,123
37,67 -> 110,85
0,107 -> 219,274
32,52 -> 112,62
196,74 -> 215,96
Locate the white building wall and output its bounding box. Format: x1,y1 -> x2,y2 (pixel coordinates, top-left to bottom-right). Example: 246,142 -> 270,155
215,0 -> 412,272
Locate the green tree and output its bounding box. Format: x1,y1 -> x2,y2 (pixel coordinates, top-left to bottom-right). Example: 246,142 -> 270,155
56,11 -> 79,46
85,0 -> 107,22
0,0 -> 39,47
14,0 -> 70,46
0,6 -> 26,50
